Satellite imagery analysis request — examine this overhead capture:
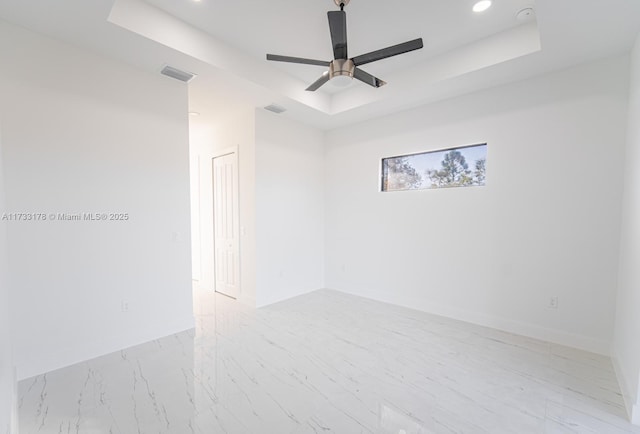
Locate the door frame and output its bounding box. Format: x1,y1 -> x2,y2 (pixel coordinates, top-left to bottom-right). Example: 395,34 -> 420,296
211,146 -> 240,298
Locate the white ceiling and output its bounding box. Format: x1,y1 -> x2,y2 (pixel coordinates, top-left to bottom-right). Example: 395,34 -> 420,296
0,0 -> 639,130
145,0 -> 536,90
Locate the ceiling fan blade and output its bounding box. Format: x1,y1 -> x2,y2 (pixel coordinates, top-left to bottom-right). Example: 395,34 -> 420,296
266,54 -> 330,67
352,38 -> 423,66
353,68 -> 387,88
306,73 -> 331,91
328,11 -> 348,59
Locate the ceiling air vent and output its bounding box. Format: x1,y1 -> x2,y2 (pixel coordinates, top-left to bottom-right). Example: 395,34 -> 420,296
264,104 -> 286,114
160,65 -> 196,83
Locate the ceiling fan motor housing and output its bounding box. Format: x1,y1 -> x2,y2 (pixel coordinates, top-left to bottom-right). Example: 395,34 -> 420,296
330,59 -> 355,79
266,0 -> 423,91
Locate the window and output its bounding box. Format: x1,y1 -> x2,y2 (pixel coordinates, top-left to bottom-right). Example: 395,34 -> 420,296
381,143 -> 487,192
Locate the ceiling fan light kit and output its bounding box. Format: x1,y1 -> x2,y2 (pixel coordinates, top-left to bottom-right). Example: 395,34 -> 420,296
266,0 -> 423,91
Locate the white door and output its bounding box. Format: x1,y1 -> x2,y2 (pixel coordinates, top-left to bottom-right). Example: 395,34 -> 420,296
212,152 -> 240,299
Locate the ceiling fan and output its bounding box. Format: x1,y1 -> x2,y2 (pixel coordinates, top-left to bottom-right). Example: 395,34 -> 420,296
266,0 -> 424,91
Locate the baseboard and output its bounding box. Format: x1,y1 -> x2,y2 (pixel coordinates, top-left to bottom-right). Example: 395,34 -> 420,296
329,287 -> 609,355
2,366 -> 18,434
256,287 -> 321,308
17,315 -> 196,381
10,366 -> 17,434
612,354 -> 635,423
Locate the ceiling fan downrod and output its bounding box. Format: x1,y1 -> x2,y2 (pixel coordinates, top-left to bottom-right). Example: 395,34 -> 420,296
333,0 -> 350,10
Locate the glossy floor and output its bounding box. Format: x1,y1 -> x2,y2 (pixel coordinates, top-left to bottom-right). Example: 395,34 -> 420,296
18,289 -> 640,433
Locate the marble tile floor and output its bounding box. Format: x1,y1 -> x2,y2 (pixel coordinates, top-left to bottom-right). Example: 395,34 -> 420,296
18,289 -> 640,434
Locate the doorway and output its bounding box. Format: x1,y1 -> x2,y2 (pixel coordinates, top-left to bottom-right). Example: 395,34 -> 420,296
212,149 -> 240,299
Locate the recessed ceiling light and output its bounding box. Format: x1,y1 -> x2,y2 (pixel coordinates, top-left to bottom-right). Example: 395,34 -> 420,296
473,0 -> 492,13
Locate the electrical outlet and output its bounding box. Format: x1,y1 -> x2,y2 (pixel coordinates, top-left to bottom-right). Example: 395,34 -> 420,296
121,300 -> 129,313
549,296 -> 559,309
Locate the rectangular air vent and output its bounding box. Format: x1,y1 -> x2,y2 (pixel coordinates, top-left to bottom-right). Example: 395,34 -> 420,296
264,104 -> 286,114
160,65 -> 196,83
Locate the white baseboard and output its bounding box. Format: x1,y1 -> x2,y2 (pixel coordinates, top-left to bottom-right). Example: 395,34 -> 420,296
11,366 -> 17,434
256,287 -> 320,309
329,287 -> 609,355
17,315 -> 196,381
612,355 -> 635,423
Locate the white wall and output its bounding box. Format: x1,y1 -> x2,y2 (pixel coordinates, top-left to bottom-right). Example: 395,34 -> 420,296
0,126 -> 17,434
0,21 -> 194,380
613,33 -> 640,425
189,106 -> 257,306
255,110 -> 325,307
325,56 -> 629,355
189,106 -> 324,308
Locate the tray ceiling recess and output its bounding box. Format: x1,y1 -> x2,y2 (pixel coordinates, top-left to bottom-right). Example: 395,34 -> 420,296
266,0 -> 424,92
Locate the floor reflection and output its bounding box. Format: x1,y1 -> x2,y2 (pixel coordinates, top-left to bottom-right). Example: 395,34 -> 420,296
18,289 -> 640,433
